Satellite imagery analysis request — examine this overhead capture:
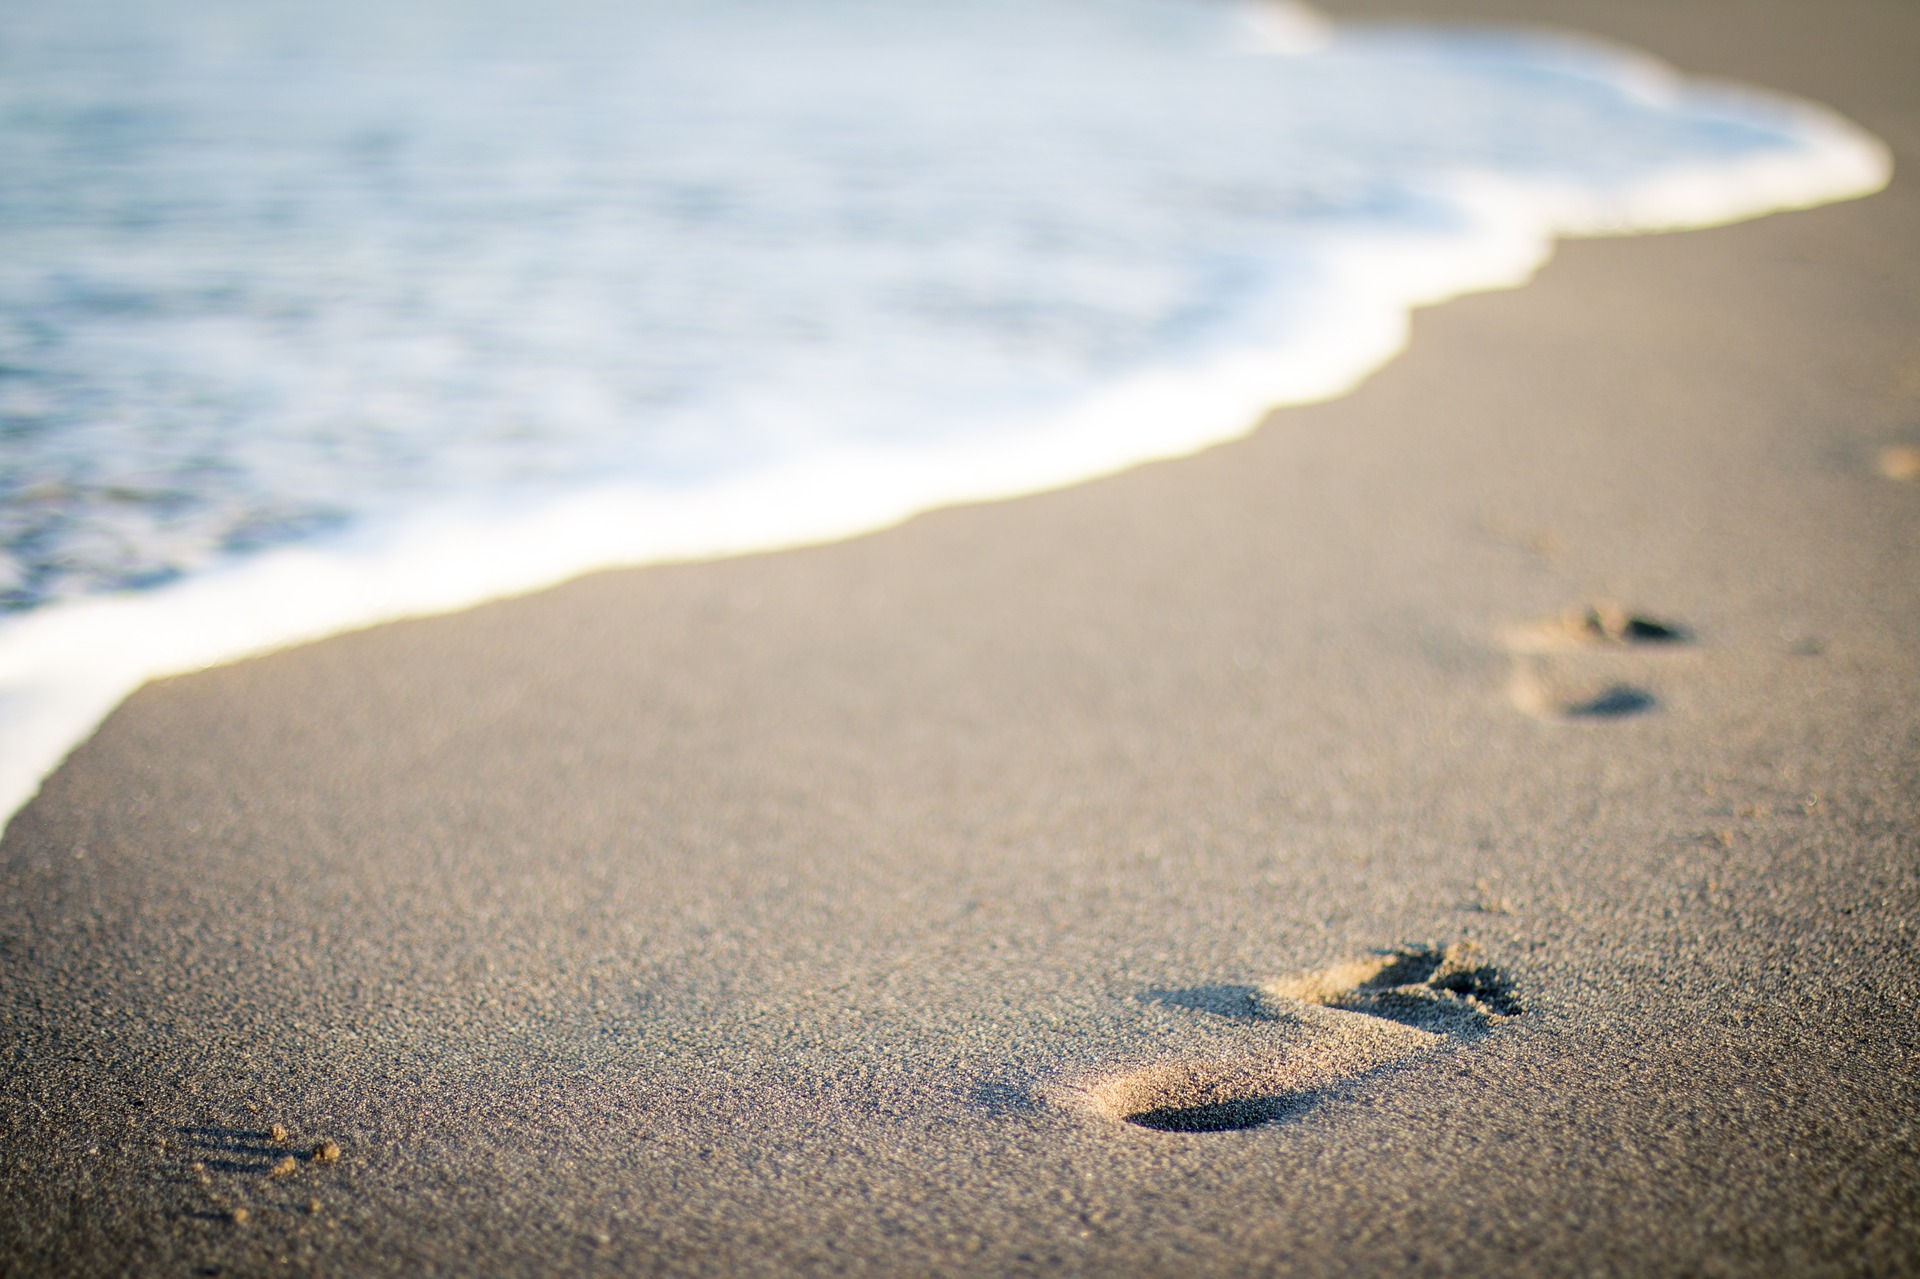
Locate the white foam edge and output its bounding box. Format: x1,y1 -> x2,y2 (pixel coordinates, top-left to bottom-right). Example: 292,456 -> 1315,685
0,72 -> 1889,837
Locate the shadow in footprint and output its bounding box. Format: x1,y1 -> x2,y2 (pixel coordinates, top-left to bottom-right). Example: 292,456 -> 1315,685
1124,1093 -> 1317,1133
1561,685 -> 1657,719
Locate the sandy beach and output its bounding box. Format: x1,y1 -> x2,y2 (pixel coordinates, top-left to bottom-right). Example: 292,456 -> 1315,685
3,0 -> 1918,1273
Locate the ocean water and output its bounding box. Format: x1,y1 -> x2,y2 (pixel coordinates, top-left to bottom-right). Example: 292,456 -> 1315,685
0,0 -> 1889,825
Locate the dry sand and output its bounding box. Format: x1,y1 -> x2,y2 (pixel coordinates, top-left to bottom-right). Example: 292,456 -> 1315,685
4,0 -> 1919,1273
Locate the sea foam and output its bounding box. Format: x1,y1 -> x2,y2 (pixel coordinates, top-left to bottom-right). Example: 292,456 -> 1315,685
0,0 -> 1889,829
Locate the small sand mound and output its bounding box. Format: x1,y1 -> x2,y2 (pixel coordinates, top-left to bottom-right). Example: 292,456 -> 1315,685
1879,444 -> 1920,482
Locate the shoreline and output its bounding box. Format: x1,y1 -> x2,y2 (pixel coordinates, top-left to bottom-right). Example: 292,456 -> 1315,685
0,13 -> 1889,834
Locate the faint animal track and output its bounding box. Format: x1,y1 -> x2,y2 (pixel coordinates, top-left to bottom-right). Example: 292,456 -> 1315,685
1500,602 -> 1692,720
170,1124 -> 345,1225
1064,945 -> 1518,1133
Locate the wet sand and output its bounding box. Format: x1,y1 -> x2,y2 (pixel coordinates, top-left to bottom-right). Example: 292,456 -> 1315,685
3,0 -> 1918,1273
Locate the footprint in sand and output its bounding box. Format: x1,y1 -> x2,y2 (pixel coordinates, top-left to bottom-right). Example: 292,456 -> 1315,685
1499,602 -> 1693,720
1060,945 -> 1520,1133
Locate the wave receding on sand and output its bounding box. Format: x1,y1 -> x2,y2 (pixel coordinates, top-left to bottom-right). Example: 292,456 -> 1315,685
0,1 -> 1890,832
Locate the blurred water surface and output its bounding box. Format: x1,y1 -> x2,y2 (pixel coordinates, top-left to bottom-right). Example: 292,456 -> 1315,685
0,0 -> 1842,611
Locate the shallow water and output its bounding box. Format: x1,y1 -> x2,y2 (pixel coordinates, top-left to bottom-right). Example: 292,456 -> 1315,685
0,0 -> 1888,823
